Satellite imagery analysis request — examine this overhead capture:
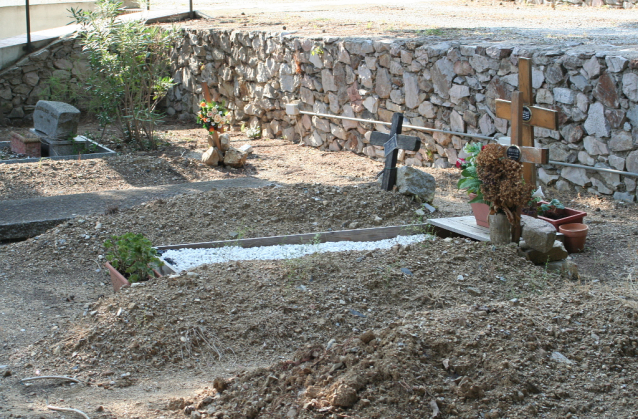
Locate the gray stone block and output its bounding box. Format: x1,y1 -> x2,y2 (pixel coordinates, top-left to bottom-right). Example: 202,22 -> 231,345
33,100 -> 80,140
395,166 -> 436,204
521,215 -> 557,253
519,240 -> 568,265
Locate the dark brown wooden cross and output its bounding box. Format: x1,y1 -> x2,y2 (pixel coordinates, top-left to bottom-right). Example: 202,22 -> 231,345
369,113 -> 421,191
494,58 -> 558,243
495,57 -> 558,186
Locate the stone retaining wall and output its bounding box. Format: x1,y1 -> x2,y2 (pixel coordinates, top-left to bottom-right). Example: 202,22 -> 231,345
3,29 -> 638,201
169,29 -> 638,201
0,37 -> 88,124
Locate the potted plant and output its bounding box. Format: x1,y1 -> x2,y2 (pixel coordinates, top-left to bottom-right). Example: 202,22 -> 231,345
457,142 -> 490,227
474,143 -> 534,243
104,232 -> 164,292
524,189 -> 588,230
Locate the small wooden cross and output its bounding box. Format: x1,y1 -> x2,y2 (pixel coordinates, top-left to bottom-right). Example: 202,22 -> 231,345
494,58 -> 558,243
495,57 -> 558,186
369,113 -> 421,191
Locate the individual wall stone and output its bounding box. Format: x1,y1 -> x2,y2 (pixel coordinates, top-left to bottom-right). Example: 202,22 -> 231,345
584,102 -> 611,138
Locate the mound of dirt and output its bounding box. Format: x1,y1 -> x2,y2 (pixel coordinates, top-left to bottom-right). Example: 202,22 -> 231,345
179,287 -> 638,419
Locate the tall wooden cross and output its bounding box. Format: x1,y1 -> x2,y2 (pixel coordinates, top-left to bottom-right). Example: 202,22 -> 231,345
495,57 -> 558,186
494,57 -> 558,242
369,113 -> 421,191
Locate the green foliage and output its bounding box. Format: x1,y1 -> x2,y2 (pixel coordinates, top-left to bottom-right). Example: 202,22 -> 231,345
104,232 -> 163,282
69,135 -> 99,154
70,0 -> 178,150
456,142 -> 487,204
538,199 -> 565,216
42,76 -> 82,105
311,45 -> 324,56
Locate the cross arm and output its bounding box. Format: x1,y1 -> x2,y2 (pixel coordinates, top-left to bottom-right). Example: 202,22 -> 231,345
495,100 -> 559,131
518,145 -> 549,165
370,132 -> 421,152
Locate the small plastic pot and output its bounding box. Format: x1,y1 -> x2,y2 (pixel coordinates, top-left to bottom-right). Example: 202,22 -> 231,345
558,223 -> 589,253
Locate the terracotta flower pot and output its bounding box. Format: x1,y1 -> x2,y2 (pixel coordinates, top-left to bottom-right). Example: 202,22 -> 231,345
469,193 -> 490,228
104,262 -> 162,292
558,223 -> 589,253
537,201 -> 587,231
105,261 -> 130,292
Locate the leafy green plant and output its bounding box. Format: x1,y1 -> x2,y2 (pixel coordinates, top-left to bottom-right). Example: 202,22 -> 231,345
538,198 -> 566,219
70,0 -> 178,150
311,45 -> 324,56
456,142 -> 486,204
43,76 -> 84,106
104,232 -> 163,282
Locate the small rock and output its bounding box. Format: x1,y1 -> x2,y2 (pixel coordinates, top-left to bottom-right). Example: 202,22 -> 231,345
467,287 -> 482,296
329,384 -> 358,407
213,377 -> 228,393
223,147 -> 248,167
457,274 -> 464,281
550,351 -> 574,364
359,330 -> 376,344
422,203 -> 437,213
349,309 -> 366,318
2,370 -> 11,377
202,147 -> 222,166
238,144 -> 253,154
401,267 -> 413,276
326,338 -> 337,350
191,411 -> 202,419
430,400 -> 441,417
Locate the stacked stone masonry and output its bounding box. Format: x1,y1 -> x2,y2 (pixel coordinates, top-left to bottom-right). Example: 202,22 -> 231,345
3,29 -> 638,201
0,38 -> 89,124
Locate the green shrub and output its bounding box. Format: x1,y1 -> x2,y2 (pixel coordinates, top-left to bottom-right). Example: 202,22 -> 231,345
70,0 -> 178,149
104,232 -> 163,282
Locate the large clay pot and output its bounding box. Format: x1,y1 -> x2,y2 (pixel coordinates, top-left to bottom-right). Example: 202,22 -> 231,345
469,193 -> 490,228
558,223 -> 589,253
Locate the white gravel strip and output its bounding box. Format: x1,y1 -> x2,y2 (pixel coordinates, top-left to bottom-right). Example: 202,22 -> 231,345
160,234 -> 432,271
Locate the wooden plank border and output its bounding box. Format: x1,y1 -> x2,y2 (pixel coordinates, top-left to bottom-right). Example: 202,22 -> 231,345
155,223 -> 431,252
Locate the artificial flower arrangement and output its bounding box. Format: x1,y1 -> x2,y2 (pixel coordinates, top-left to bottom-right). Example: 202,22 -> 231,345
197,100 -> 230,133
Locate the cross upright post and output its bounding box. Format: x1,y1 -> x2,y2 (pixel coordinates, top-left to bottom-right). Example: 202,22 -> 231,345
494,57 -> 558,243
495,57 -> 558,187
369,113 -> 421,191
382,113 -> 403,191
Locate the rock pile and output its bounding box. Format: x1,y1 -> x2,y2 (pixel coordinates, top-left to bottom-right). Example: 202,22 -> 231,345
201,133 -> 250,167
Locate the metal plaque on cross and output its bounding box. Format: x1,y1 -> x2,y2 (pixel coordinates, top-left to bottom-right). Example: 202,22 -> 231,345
369,113 -> 421,191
